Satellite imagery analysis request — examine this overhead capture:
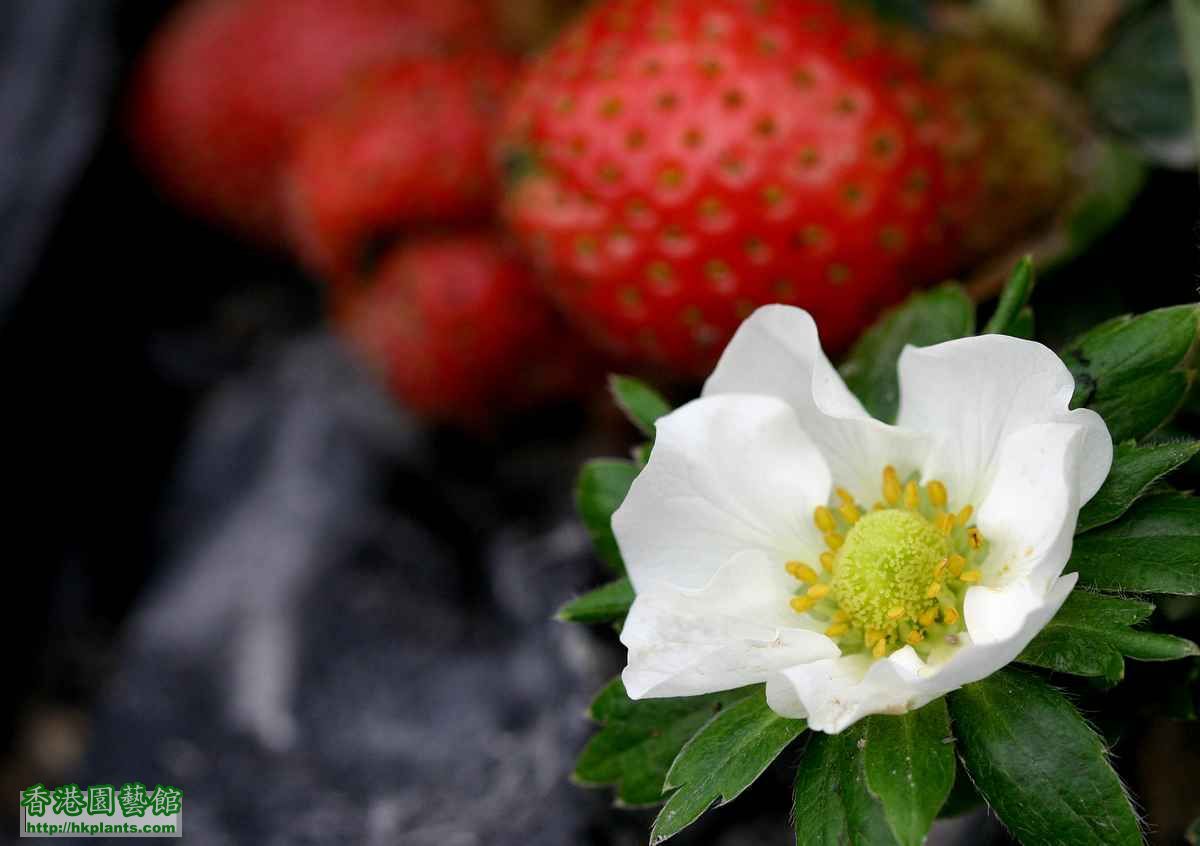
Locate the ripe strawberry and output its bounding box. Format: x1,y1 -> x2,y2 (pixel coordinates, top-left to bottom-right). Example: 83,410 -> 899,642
284,53 -> 517,283
499,0 -> 1068,376
130,0 -> 491,243
336,233 -> 597,426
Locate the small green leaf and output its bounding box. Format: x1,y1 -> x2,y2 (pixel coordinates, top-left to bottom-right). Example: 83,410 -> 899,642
1018,589 -> 1199,681
840,284 -> 976,423
1072,493 -> 1200,594
1078,440 -> 1200,533
576,459 -> 638,575
948,667 -> 1143,846
610,375 -> 672,438
557,577 -> 634,624
1086,2 -> 1197,167
1061,304 -> 1199,442
792,722 -> 899,846
983,257 -> 1036,337
574,679 -> 754,807
650,689 -> 806,843
863,700 -> 956,846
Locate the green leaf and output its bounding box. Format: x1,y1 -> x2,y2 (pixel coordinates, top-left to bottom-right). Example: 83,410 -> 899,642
983,257 -> 1036,337
650,689 -> 806,843
556,577 -> 634,624
576,459 -> 638,575
862,701 -> 956,846
1061,304 -> 1199,443
1086,2 -> 1197,167
1053,140 -> 1147,268
840,284 -> 976,423
1018,589 -> 1199,682
1072,493 -> 1200,594
1078,440 -> 1200,533
792,722 -> 899,846
574,679 -> 754,807
948,667 -> 1143,846
609,375 -> 672,438
1006,306 -> 1036,340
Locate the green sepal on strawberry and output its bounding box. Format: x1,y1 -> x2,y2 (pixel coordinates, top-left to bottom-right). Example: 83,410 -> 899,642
499,0 -> 1070,377
335,233 -> 600,427
284,52 -> 517,283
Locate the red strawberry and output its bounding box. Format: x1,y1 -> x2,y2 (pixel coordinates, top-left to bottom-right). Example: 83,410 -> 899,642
284,53 -> 517,282
499,0 -> 1068,376
130,0 -> 491,243
336,233 -> 597,426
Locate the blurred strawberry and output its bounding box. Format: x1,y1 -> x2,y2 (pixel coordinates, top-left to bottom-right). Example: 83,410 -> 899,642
130,0 -> 491,243
284,53 -> 517,282
337,233 -> 596,427
499,0 -> 1069,376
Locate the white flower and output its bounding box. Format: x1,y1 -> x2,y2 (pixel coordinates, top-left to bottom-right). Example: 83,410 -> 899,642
613,306 -> 1112,734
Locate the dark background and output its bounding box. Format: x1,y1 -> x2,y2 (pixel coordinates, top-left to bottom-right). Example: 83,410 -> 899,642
1,1 -> 1198,844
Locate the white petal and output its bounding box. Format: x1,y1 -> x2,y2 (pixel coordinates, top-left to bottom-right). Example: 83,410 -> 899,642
896,335 -> 1112,507
703,305 -> 927,504
765,574 -> 1077,733
613,393 -> 832,593
975,422 -> 1091,590
622,551 -> 840,699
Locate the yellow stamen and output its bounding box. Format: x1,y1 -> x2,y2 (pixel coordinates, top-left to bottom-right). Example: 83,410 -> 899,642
865,628 -> 884,646
839,502 -> 861,525
786,561 -> 818,584
814,506 -> 836,533
925,581 -> 942,599
905,628 -> 925,645
957,505 -> 974,526
790,596 -> 816,613
872,501 -> 885,511
824,532 -> 844,550
832,609 -> 850,623
936,513 -> 955,536
835,487 -> 855,505
807,583 -> 831,599
933,557 -> 948,577
825,622 -> 850,637
959,569 -> 982,583
873,638 -> 888,657
918,607 -> 938,627
903,480 -> 919,509
883,466 -> 901,505
942,607 -> 960,625
967,528 -> 984,549
927,480 -> 947,508
947,554 -> 966,577
886,606 -> 906,621
820,552 -> 836,574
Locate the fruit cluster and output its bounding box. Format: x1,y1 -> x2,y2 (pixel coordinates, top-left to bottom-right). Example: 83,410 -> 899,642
131,0 -> 1070,423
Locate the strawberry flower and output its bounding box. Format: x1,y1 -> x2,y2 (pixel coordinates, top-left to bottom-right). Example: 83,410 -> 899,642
613,306 -> 1112,733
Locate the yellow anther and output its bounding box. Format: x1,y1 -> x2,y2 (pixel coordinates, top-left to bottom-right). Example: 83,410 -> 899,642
959,569 -> 982,584
790,596 -> 817,613
918,607 -> 938,627
824,532 -> 844,550
883,466 -> 901,505
887,606 -> 906,621
947,554 -> 966,577
820,552 -> 836,574
839,502 -> 861,525
903,480 -> 919,509
925,581 -> 942,599
935,513 -> 954,536
835,486 -> 855,506
905,629 -> 925,645
865,628 -> 884,646
933,557 -> 948,577
832,609 -> 850,623
825,622 -> 850,637
942,607 -> 960,625
807,583 -> 831,599
873,501 -> 885,511
814,506 -> 836,533
957,505 -> 974,526
927,480 -> 947,508
967,527 -> 984,549
873,638 -> 888,658
786,561 -> 819,584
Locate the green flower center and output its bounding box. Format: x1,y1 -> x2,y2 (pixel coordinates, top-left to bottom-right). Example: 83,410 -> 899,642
784,467 -> 991,659
832,510 -> 950,633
